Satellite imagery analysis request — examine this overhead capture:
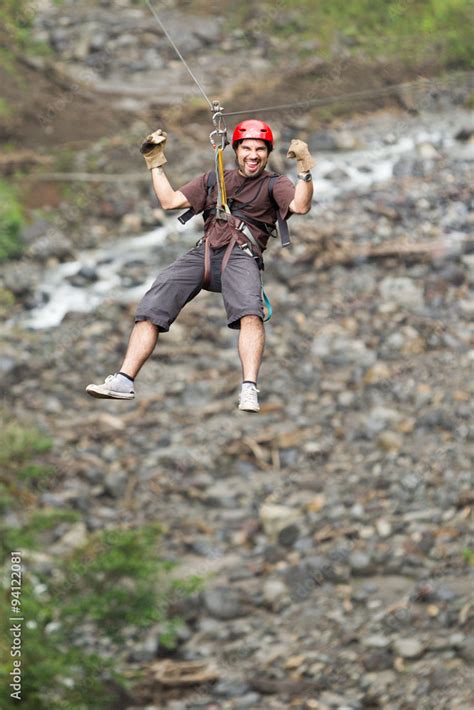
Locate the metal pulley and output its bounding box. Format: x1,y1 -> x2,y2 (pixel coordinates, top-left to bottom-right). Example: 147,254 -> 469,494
209,100 -> 228,150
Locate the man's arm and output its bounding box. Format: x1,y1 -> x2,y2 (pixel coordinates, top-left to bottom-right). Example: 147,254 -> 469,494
140,128 -> 191,211
289,178 -> 313,215
151,166 -> 190,210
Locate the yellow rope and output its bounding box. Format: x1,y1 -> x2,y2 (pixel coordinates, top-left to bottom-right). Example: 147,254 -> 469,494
217,147 -> 229,212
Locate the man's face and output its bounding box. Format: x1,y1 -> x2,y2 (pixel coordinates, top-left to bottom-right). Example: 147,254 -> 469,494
235,139 -> 269,178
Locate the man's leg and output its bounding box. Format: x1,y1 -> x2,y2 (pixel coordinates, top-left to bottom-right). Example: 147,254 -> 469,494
86,320 -> 158,400
120,320 -> 159,379
238,315 -> 265,383
237,314 -> 265,412
221,247 -> 266,412
86,245 -> 204,400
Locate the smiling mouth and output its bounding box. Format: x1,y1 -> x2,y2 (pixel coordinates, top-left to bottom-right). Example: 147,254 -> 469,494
245,161 -> 260,172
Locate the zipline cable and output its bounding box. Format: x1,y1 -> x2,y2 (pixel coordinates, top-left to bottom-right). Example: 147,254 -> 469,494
145,0 -> 214,109
221,75 -> 461,117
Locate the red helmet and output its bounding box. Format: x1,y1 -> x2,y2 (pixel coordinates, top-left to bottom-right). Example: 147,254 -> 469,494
232,119 -> 274,151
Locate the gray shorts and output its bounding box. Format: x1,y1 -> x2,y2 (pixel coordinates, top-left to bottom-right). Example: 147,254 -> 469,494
135,243 -> 264,331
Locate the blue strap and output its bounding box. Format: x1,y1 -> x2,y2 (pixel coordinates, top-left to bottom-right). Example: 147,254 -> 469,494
262,284 -> 272,322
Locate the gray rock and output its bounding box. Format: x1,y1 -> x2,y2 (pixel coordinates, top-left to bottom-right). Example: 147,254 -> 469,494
377,430 -> 403,452
104,469 -> 128,498
379,276 -> 424,310
324,167 -> 349,181
349,551 -> 374,575
277,523 -> 300,547
259,503 -> 302,542
263,579 -> 288,607
20,218 -> 51,245
364,406 -> 402,435
416,142 -> 441,160
305,555 -> 333,584
438,263 -> 466,286
311,331 -> 376,367
392,637 -> 425,659
461,254 -> 474,285
393,157 -> 427,178
309,130 -> 340,152
362,649 -> 393,672
202,587 -> 244,620
90,32 -> 107,52
0,356 -> 16,374
334,130 -> 360,150
232,692 -> 262,708
457,636 -> 474,664
263,544 -> 286,563
129,628 -> 159,662
362,634 -> 391,649
318,691 -> 362,709
67,265 -> 99,287
56,522 -> 88,551
212,678 -> 250,697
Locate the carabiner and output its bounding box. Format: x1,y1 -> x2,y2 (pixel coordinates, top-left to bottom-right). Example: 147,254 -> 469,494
210,99 -> 228,148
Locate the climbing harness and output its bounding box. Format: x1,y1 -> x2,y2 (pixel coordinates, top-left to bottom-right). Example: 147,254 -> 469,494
177,101 -> 284,320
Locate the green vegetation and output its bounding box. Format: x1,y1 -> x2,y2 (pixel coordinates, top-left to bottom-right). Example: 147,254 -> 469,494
1,509 -> 81,554
0,182 -> 25,262
0,288 -> 15,318
0,524 -> 203,708
0,0 -> 60,61
0,97 -> 12,119
0,421 -> 52,470
224,0 -> 473,68
0,417 -> 205,707
0,417 -> 53,514
463,547 -> 474,565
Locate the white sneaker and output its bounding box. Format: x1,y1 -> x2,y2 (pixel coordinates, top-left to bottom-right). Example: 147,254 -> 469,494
238,385 -> 260,413
86,373 -> 135,400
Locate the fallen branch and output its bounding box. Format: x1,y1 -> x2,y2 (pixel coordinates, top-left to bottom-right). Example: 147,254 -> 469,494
150,659 -> 219,687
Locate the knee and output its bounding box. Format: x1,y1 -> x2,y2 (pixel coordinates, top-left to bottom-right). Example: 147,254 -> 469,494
135,319 -> 159,334
240,315 -> 263,328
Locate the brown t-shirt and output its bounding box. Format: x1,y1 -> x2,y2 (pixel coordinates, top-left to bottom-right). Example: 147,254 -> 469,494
179,169 -> 295,253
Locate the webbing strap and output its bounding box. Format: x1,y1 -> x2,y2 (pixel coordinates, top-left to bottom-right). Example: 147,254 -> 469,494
277,212 -> 290,247
268,175 -> 290,248
239,243 -> 272,322
262,284 -> 272,322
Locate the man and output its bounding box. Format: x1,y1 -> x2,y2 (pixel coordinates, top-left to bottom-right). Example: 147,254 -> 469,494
86,119 -> 314,412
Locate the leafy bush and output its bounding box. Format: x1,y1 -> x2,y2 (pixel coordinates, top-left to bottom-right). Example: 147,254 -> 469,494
0,182 -> 24,262
0,523 -> 203,708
